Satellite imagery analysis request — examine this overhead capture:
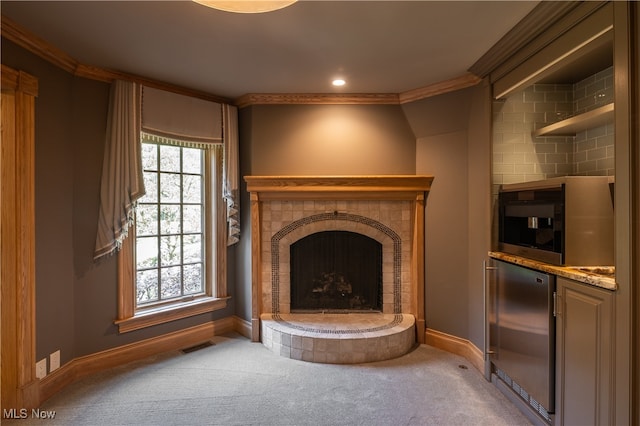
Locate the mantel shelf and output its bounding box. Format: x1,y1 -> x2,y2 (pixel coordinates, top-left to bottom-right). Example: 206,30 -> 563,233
532,103 -> 614,137
244,175 -> 434,201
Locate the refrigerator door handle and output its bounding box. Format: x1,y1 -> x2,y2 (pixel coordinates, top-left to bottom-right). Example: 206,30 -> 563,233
483,259 -> 498,381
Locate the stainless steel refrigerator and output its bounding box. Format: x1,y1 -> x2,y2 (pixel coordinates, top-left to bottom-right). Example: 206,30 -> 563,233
488,260 -> 556,415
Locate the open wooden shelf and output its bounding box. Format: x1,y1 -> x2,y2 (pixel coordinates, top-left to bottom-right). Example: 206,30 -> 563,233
532,103 -> 614,137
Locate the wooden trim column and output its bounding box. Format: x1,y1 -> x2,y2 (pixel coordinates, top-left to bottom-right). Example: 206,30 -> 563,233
249,193 -> 262,342
413,193 -> 426,344
1,65 -> 38,411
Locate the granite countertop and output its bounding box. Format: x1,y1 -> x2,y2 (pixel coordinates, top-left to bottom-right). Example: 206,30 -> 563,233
489,251 -> 616,291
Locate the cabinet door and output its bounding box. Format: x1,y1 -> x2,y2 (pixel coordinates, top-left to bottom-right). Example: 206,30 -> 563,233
555,277 -> 614,426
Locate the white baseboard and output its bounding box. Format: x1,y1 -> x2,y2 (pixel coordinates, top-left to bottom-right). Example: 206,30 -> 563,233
425,328 -> 485,373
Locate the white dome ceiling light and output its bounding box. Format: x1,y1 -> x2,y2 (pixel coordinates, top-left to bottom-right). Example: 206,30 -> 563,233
194,1 -> 297,14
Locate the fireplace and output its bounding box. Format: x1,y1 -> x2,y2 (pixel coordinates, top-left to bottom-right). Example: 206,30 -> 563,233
245,175 -> 433,347
290,230 -> 382,312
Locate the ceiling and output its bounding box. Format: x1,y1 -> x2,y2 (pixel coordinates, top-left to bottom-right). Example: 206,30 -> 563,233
1,1 -> 539,100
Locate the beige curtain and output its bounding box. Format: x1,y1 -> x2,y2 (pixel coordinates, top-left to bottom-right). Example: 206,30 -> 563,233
223,104 -> 240,245
94,83 -> 237,258
94,80 -> 145,260
141,86 -> 222,143
140,86 -> 238,244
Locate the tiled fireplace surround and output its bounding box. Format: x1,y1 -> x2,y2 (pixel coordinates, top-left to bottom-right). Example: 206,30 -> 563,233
245,176 -> 433,363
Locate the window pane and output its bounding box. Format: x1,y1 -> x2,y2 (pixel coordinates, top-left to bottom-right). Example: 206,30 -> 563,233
137,269 -> 158,304
141,144 -> 157,170
135,140 -> 211,308
160,205 -> 181,235
183,205 -> 202,234
159,145 -> 181,172
183,234 -> 202,263
183,175 -> 201,203
183,148 -> 201,173
184,264 -> 203,294
137,237 -> 158,269
160,266 -> 182,298
160,235 -> 181,266
136,205 -> 158,236
160,173 -> 181,203
139,172 -> 157,203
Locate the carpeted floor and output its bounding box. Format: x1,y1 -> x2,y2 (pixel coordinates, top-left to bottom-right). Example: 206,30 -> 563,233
5,333 -> 532,425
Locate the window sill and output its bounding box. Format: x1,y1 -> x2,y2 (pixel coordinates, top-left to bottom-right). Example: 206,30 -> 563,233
115,296 -> 230,333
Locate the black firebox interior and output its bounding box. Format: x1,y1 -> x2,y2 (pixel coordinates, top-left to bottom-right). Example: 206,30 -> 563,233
290,231 -> 382,312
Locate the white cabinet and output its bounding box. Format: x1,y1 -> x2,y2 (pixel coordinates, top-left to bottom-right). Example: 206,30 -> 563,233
555,277 -> 614,425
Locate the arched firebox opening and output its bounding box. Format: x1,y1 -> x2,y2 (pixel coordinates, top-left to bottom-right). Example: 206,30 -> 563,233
290,231 -> 382,312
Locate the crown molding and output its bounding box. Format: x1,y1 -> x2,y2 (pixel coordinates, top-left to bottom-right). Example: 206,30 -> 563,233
75,63 -> 231,104
469,1 -> 608,80
398,73 -> 482,104
1,15 -> 231,105
1,14 -> 78,74
235,72 -> 483,108
234,93 -> 400,108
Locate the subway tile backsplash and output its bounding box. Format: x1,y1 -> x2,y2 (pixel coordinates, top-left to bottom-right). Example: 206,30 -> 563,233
493,66 -> 614,190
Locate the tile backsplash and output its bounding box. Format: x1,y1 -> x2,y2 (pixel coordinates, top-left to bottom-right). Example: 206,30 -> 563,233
493,66 -> 614,192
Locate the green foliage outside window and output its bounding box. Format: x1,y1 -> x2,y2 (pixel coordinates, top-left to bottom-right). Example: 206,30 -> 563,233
135,142 -> 205,305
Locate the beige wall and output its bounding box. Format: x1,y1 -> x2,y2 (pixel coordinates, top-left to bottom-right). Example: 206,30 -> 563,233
409,85 -> 491,349
466,81 -> 493,349
417,129 -> 470,338
246,104 -> 416,175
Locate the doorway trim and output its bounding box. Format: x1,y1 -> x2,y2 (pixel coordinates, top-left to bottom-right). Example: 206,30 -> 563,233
1,65 -> 38,411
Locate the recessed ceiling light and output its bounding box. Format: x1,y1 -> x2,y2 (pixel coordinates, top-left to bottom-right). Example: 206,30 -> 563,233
332,79 -> 346,87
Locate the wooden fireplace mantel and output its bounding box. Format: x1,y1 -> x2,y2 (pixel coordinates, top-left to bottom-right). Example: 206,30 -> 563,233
244,175 -> 433,344
244,175 -> 434,201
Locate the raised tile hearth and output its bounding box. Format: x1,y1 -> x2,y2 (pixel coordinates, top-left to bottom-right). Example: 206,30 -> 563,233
261,313 -> 416,364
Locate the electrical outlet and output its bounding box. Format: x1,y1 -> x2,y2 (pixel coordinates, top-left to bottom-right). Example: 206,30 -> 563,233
50,350 -> 60,372
36,358 -> 47,379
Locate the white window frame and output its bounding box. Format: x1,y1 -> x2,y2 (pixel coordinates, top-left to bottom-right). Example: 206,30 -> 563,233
115,138 -> 229,333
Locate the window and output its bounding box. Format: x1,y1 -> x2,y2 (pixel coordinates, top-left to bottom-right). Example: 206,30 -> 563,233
136,142 -> 206,305
116,134 -> 228,333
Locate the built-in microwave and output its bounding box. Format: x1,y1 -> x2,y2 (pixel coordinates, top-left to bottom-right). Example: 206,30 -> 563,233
498,176 -> 614,266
